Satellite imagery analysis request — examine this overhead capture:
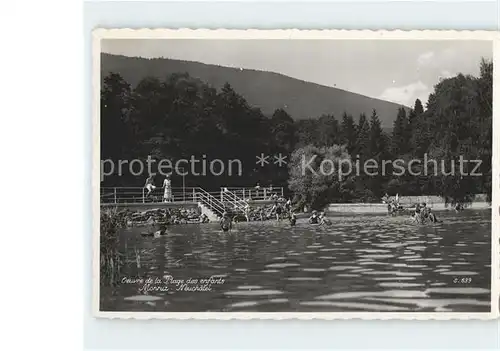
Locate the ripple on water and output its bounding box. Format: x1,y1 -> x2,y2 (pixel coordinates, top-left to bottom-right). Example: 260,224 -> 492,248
287,277 -> 322,281
407,246 -> 427,251
359,254 -> 395,259
261,269 -> 280,273
399,255 -> 422,260
316,289 -> 428,300
439,271 -> 478,276
434,268 -> 450,273
302,268 -> 327,272
364,271 -> 422,277
268,298 -> 288,303
378,282 -> 424,288
124,295 -> 163,302
368,298 -> 490,309
224,290 -> 284,296
373,243 -> 406,249
359,261 -> 388,266
329,266 -> 360,271
337,274 -> 361,278
237,286 -> 263,290
406,240 -> 426,245
426,287 -> 490,295
374,276 -> 416,281
229,301 -> 259,308
431,282 -> 447,287
357,249 -> 390,253
351,268 -> 373,273
265,263 -> 300,268
299,301 -> 409,311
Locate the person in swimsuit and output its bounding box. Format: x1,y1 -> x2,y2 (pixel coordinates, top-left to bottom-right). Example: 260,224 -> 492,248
275,204 -> 283,221
318,212 -> 331,225
425,205 -> 441,223
244,200 -> 251,222
381,193 -> 390,204
220,211 -> 232,232
289,212 -> 297,226
144,174 -> 156,198
308,210 -> 319,224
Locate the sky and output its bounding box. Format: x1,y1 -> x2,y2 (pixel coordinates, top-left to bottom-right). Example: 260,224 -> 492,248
102,39 -> 492,107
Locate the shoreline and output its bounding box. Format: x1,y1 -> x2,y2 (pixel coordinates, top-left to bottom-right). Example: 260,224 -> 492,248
326,202 -> 491,214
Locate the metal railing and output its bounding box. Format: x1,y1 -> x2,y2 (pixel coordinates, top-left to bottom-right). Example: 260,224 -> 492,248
100,186 -> 227,217
193,187 -> 225,216
221,188 -> 248,213
100,187 -> 220,204
221,186 -> 284,201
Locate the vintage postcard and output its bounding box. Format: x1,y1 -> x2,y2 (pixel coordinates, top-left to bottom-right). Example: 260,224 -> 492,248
93,29 -> 499,319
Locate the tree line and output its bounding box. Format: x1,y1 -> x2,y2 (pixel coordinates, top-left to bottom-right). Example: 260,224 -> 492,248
101,59 -> 492,207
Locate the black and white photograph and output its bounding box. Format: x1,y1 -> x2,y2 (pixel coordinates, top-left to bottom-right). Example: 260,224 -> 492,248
94,29 -> 499,318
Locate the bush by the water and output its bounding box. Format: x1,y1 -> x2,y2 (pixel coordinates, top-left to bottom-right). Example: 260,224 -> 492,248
100,208 -> 126,286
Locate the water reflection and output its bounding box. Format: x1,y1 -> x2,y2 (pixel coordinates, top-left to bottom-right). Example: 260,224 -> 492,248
100,210 -> 491,313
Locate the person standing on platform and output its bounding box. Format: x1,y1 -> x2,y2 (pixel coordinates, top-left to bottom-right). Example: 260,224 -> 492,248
144,174 -> 156,199
163,174 -> 172,202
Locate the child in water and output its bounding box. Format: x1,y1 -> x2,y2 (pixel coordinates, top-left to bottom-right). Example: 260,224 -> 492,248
275,204 -> 283,221
420,203 -> 441,224
220,211 -> 233,232
289,212 -> 297,226
308,210 -> 319,224
318,212 -> 331,226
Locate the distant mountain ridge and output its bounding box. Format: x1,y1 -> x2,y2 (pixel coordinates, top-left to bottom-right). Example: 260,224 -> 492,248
101,53 -> 408,128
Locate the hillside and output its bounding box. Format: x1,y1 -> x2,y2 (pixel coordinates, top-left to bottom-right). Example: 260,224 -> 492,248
101,53 -> 408,128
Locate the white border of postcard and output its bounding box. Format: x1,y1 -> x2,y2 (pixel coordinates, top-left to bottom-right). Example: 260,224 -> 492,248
92,28 -> 500,320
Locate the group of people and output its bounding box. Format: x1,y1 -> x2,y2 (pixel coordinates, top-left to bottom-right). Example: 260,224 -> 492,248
413,202 -> 441,224
382,193 -> 405,215
382,193 -> 444,224
308,210 -> 331,226
218,197 -> 298,231
144,174 -> 172,202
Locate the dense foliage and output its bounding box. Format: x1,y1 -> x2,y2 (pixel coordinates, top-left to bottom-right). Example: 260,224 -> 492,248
101,59 -> 492,207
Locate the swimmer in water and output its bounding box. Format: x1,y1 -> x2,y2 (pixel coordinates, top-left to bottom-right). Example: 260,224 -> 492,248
275,204 -> 283,221
220,211 -> 233,232
318,212 -> 331,225
420,203 -> 442,224
412,203 -> 422,224
289,212 -> 297,226
308,210 -> 319,225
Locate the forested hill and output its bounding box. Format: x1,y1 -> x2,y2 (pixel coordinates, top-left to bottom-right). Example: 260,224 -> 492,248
101,53 -> 407,128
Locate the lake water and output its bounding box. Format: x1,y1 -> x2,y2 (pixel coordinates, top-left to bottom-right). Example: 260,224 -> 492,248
100,210 -> 492,313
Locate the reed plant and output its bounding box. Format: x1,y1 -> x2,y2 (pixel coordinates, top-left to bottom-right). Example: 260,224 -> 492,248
100,207 -> 126,286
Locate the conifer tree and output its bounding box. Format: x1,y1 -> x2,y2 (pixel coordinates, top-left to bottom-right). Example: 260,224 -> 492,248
341,112 -> 357,155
